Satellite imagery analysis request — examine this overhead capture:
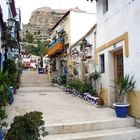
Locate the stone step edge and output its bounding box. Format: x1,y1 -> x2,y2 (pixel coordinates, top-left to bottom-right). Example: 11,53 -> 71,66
46,117 -> 135,135
45,127 -> 140,140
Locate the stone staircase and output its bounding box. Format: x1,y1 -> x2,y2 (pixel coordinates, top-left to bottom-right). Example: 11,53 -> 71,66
45,117 -> 140,140
11,71 -> 140,140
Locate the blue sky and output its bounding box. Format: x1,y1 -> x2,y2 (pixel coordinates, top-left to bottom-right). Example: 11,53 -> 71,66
15,0 -> 96,24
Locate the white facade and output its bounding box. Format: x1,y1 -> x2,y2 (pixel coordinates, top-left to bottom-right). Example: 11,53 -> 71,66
69,11 -> 96,46
96,0 -> 140,112
49,10 -> 96,78
0,0 -> 9,22
71,26 -> 96,80
51,10 -> 96,48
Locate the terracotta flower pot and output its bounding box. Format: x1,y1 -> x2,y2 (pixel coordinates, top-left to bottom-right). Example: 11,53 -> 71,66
96,98 -> 104,106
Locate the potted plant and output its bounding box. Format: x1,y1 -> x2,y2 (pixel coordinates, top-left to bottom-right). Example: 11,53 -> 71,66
86,56 -> 92,59
85,43 -> 92,48
113,74 -> 136,117
89,71 -> 103,106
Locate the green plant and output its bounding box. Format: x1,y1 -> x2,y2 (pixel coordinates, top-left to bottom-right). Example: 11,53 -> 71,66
3,59 -> 18,88
5,111 -> 48,140
78,82 -> 88,95
3,59 -> 17,74
74,79 -> 83,93
88,71 -> 100,96
51,77 -> 58,84
115,74 -> 136,104
67,80 -> 74,89
23,31 -> 35,43
89,70 -> 100,81
1,30 -> 17,60
0,72 -> 9,126
58,75 -> 67,85
85,82 -> 96,96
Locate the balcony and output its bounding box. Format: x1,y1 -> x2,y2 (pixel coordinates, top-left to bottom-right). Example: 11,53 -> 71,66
48,37 -> 64,57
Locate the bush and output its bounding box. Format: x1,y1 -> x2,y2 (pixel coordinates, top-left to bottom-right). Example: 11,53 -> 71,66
5,111 -> 48,140
51,77 -> 58,84
58,75 -> 67,85
85,82 -> 96,96
3,59 -> 20,88
0,72 -> 9,122
51,75 -> 67,86
57,75 -> 67,85
66,78 -> 97,96
3,59 -> 17,74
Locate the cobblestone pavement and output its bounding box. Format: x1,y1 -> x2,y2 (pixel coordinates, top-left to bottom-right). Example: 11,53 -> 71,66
6,70 -> 116,126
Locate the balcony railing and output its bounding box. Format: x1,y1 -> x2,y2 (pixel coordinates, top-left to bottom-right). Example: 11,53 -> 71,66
48,37 -> 64,57
48,37 -> 64,49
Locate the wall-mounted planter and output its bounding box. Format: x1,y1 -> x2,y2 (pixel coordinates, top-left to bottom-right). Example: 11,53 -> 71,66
86,56 -> 92,59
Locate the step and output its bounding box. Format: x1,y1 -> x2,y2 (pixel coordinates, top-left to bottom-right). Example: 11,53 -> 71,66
47,117 -> 134,135
44,127 -> 140,140
17,87 -> 62,93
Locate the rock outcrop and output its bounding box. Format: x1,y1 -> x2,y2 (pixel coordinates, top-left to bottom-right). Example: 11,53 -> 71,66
22,7 -> 67,43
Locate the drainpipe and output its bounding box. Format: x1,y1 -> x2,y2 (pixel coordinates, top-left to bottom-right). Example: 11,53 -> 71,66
92,28 -> 96,88
93,28 -> 96,71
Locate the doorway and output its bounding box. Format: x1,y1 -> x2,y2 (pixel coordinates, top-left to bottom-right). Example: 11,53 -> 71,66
114,49 -> 124,102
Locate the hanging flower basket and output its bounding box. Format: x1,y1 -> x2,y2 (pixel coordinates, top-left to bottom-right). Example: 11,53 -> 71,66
86,56 -> 92,59
85,44 -> 92,48
82,57 -> 87,61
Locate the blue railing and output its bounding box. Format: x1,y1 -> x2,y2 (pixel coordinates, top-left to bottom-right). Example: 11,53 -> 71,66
48,37 -> 64,49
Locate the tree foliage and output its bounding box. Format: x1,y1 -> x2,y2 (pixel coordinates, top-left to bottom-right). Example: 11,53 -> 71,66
23,41 -> 48,56
23,31 -> 35,43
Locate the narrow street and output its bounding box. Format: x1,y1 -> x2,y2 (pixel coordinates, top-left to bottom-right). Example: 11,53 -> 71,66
6,70 -> 140,140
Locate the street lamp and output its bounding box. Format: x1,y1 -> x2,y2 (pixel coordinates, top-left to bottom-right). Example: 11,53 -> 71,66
7,18 -> 16,29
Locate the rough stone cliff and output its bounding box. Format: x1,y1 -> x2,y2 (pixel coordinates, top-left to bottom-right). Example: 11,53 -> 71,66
22,7 -> 67,43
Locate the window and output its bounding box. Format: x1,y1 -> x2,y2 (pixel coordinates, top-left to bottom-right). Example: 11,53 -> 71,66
100,54 -> 105,73
103,0 -> 108,14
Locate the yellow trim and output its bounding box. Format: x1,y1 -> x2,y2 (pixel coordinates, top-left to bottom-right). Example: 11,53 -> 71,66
96,32 -> 129,64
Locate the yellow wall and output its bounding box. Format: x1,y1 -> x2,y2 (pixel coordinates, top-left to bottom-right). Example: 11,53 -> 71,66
127,90 -> 140,118
100,88 -> 109,106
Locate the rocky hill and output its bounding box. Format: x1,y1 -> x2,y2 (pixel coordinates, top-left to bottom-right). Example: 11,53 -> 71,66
22,7 -> 67,43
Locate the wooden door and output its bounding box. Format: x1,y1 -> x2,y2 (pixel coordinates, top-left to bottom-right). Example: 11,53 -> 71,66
114,50 -> 124,101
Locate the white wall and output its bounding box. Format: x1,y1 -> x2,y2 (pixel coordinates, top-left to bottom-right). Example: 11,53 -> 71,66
96,0 -> 140,91
51,15 -> 70,45
0,0 -> 9,22
70,11 -> 96,46
72,27 -> 96,80
85,32 -> 95,74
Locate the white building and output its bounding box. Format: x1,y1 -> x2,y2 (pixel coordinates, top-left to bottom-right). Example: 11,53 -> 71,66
96,0 -> 140,118
48,8 -> 96,78
0,5 -> 5,70
0,0 -> 21,70
70,25 -> 96,80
